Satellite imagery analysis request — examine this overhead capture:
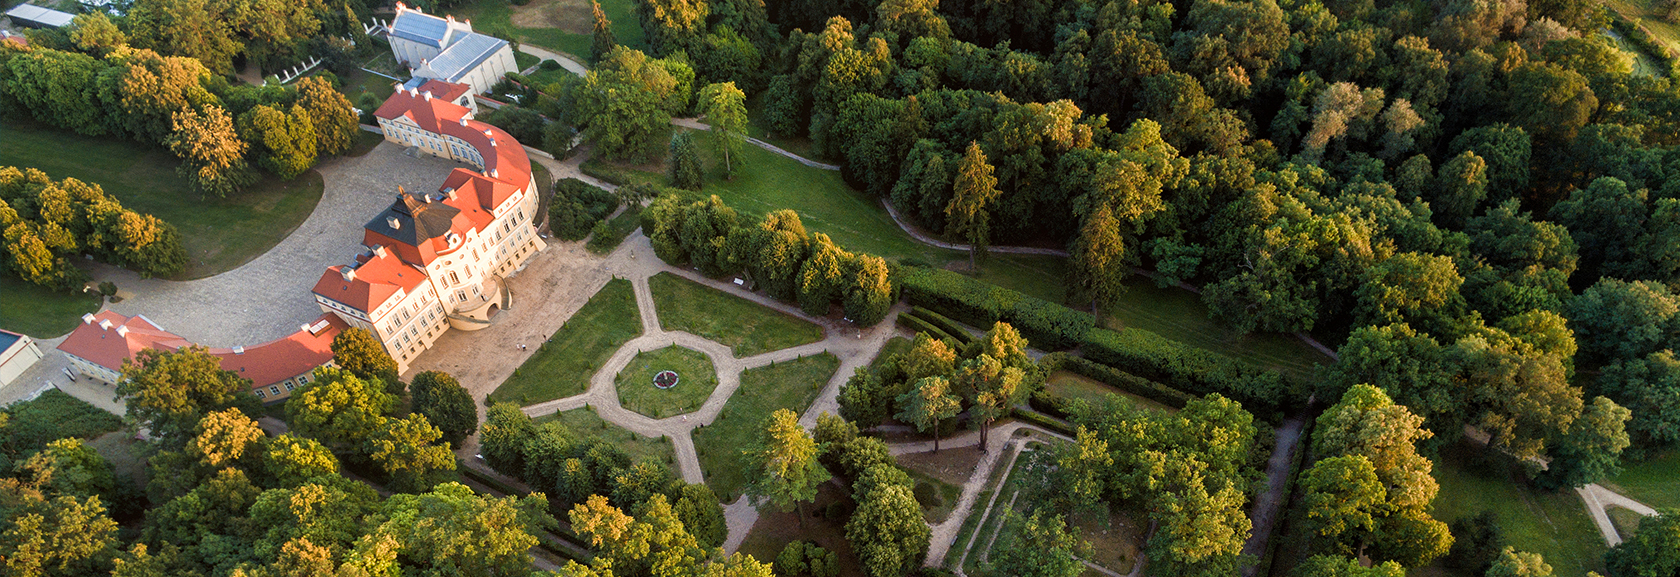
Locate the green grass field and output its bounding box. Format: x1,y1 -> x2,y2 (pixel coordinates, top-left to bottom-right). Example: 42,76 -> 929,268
1605,449 -> 1680,510
1045,370 -> 1173,413
449,0 -> 646,61
0,120 -> 323,280
1608,506 -> 1647,540
2,389 -> 124,456
1605,0 -> 1680,54
693,353 -> 840,500
1429,440 -> 1607,576
614,345 -> 719,418
648,272 -> 824,357
490,278 -> 642,405
0,274 -> 101,338
534,406 -> 676,465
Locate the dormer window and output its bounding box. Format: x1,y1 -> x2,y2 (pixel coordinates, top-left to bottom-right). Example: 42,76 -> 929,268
446,233 -> 462,248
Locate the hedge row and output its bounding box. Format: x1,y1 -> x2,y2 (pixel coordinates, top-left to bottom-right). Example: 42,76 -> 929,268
1010,407 -> 1078,438
1082,327 -> 1288,415
1040,352 -> 1194,409
907,307 -> 974,345
896,266 -> 1094,350
895,314 -> 958,343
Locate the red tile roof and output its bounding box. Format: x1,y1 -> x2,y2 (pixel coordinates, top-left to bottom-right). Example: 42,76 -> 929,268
373,85 -> 531,218
56,311 -> 345,390
56,311 -> 191,373
418,79 -> 473,104
311,249 -> 429,313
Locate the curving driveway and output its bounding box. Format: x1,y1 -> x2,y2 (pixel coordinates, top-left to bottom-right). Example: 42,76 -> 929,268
91,142 -> 475,347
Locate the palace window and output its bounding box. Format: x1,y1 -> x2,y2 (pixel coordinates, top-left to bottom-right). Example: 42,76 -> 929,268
269,386 -> 281,395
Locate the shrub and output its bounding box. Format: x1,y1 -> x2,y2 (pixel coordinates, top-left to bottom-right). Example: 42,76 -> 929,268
549,178 -> 619,240
1010,407 -> 1077,437
1039,352 -> 1194,409
541,59 -> 563,71
895,314 -> 956,343
1080,327 -> 1287,414
896,266 -> 1093,350
586,219 -> 624,253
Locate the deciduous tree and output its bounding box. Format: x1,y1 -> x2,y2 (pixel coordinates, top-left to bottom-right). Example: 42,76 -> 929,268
896,376 -> 960,451
410,371 -> 477,447
745,409 -> 830,524
698,82 -> 747,179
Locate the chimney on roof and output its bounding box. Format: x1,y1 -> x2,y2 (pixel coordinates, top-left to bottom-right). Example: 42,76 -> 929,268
446,188 -> 457,200
341,267 -> 358,282
387,215 -> 402,229
489,168 -> 498,178
396,1 -> 406,11
116,326 -> 129,337
374,245 -> 388,258
233,346 -> 244,354
99,319 -> 113,330
423,91 -> 432,101
460,117 -> 468,127
81,313 -> 95,324
301,323 -> 313,333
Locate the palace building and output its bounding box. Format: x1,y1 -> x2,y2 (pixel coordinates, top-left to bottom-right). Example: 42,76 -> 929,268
386,3 -> 517,95
59,79 -> 545,397
315,80 -> 545,373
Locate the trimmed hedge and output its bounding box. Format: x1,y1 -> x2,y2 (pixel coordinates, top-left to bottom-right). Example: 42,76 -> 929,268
907,307 -> 974,345
896,266 -> 1093,350
1010,407 -> 1078,438
1081,327 -> 1288,415
895,314 -> 957,343
1040,352 -> 1194,409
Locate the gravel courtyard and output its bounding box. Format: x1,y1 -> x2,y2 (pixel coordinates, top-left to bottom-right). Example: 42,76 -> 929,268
93,141 -> 481,346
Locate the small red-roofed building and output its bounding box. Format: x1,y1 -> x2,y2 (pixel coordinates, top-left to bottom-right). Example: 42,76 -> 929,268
322,81 -> 545,372
56,311 -> 346,402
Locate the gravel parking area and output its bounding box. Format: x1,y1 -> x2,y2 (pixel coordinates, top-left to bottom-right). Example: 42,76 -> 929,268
95,142 -> 479,346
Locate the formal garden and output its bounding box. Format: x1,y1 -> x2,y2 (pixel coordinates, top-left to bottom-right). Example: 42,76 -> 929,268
490,278 -> 642,405
693,353 -> 840,499
614,345 -> 719,418
649,272 -> 825,357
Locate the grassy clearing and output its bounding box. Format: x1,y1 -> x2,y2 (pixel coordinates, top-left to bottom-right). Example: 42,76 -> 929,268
329,67 -> 398,105
1429,440 -> 1607,576
534,407 -> 677,465
614,345 -> 719,418
450,0 -> 645,61
648,272 -> 824,357
0,274 -> 101,338
525,66 -> 578,89
515,50 -> 540,71
1045,370 -> 1174,413
903,466 -> 962,523
490,278 -> 642,405
1099,277 -> 1331,382
1608,506 -> 1648,541
1605,449 -> 1680,510
0,119 -> 324,279
693,353 -> 839,500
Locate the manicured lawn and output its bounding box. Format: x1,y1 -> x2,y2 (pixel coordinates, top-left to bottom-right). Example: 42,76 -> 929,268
515,50 -> 540,71
648,272 -> 824,357
534,406 -> 676,465
1429,440 -> 1607,576
449,0 -> 645,61
1045,370 -> 1173,413
0,274 -> 101,338
693,353 -> 839,500
347,130 -> 386,157
1099,277 -> 1331,382
489,278 -> 642,405
614,345 -> 718,418
0,120 -> 324,279
1605,449 -> 1680,510
526,65 -> 578,89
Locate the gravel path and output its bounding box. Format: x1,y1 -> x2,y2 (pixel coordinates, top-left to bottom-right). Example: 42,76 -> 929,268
669,118 -> 842,171
1238,412 -> 1307,577
1578,483 -> 1659,545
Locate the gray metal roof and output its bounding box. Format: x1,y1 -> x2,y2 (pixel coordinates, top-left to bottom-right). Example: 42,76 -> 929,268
365,193 -> 459,247
428,34 -> 507,82
6,4 -> 75,28
0,329 -> 21,353
391,9 -> 449,47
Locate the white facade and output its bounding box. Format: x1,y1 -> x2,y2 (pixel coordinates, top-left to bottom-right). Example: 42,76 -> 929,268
0,332 -> 43,387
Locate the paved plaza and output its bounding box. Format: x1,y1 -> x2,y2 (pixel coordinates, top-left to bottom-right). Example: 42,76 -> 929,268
91,142 -> 481,347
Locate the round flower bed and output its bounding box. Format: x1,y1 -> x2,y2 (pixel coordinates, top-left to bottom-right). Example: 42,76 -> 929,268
653,370 -> 680,389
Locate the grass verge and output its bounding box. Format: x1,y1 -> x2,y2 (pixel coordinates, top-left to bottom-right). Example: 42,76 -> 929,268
489,278 -> 642,405
449,0 -> 645,61
648,272 -> 824,357
535,407 -> 677,465
0,274 -> 101,338
693,353 -> 839,500
614,345 -> 718,418
1605,449 -> 1680,510
0,119 -> 323,279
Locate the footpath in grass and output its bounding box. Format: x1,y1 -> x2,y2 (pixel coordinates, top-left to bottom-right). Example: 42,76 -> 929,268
0,120 -> 323,279
1428,440 -> 1607,576
693,353 -> 840,500
614,345 -> 719,419
490,278 -> 642,406
1606,449 -> 1680,510
535,407 -> 677,466
0,274 -> 101,338
648,272 -> 824,357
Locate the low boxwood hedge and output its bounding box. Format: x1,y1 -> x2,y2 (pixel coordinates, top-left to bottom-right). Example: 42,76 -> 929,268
1040,352 -> 1194,409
